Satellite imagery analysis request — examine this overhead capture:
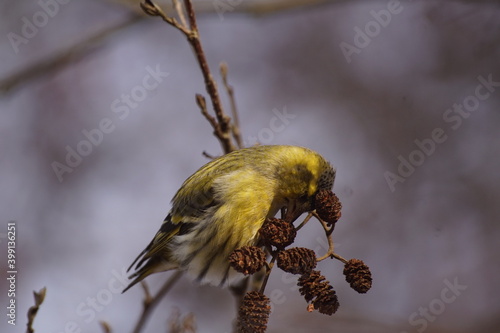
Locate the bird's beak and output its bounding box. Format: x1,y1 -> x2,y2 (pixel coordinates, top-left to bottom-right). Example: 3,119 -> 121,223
283,198 -> 311,223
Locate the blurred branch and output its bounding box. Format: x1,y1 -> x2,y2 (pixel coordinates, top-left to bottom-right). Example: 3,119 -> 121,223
0,14 -> 143,94
141,0 -> 237,154
0,0 -> 334,96
99,321 -> 113,333
116,0 -> 335,17
26,287 -> 46,333
220,63 -> 243,149
314,211 -> 346,263
4,0 -> 495,95
168,309 -> 197,333
131,271 -> 183,333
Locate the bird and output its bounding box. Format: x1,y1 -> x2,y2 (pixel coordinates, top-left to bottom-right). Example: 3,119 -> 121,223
123,145 -> 335,292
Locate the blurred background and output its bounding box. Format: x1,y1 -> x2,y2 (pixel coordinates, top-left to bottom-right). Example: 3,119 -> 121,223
1,0 -> 500,332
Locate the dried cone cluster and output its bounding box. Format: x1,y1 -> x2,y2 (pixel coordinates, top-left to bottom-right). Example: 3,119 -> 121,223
343,259 -> 372,293
259,218 -> 296,249
229,246 -> 266,275
298,270 -> 339,315
314,189 -> 342,226
236,291 -> 271,333
277,247 -> 317,275
229,191 -> 372,332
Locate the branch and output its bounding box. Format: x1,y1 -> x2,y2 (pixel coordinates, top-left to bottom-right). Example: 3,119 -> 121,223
1,0 -> 338,95
99,321 -> 112,333
196,94 -> 218,132
183,0 -> 236,154
26,287 -> 46,333
313,211 -> 347,263
0,14 -> 143,94
141,0 -> 236,154
131,271 -> 183,333
220,63 -> 243,149
258,252 -> 278,294
295,212 -> 314,231
118,0 -> 336,17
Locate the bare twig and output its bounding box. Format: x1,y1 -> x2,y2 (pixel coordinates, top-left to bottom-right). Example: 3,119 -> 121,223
256,206 -> 292,294
183,0 -> 236,154
196,93 -> 236,152
258,252 -> 277,294
202,151 -> 216,159
141,0 -> 191,34
140,281 -> 153,305
313,212 -> 347,263
220,63 -> 243,149
117,0 -> 335,17
131,271 -> 183,333
26,287 -> 46,333
295,212 -> 314,231
196,94 -> 219,133
141,0 -> 236,154
173,0 -> 189,29
1,0 -> 336,95
99,321 -> 112,333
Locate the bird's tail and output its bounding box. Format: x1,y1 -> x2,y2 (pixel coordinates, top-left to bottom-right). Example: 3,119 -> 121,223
122,255 -> 178,293
123,214 -> 182,293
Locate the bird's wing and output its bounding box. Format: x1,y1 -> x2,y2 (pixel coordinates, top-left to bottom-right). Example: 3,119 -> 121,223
124,165 -> 223,291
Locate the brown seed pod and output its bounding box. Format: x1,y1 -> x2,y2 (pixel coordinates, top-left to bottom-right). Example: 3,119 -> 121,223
259,218 -> 296,249
343,258 -> 372,293
298,270 -> 339,315
229,246 -> 266,275
236,291 -> 271,333
277,247 -> 317,275
314,189 -> 342,225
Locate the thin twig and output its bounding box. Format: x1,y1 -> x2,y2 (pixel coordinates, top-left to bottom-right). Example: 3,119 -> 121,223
196,94 -> 217,129
141,0 -> 191,34
1,0 -> 335,95
202,151 -> 216,159
295,212 -> 314,231
220,63 -> 243,149
131,271 -> 184,333
258,251 -> 277,294
196,93 -> 230,144
26,287 -> 46,333
139,0 -> 335,17
173,0 -> 189,29
99,321 -> 112,333
313,212 -> 347,263
142,0 -> 236,154
140,281 -> 153,305
183,0 -> 236,154
257,205 -> 292,294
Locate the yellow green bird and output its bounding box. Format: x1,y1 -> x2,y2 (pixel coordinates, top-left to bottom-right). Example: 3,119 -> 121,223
123,145 -> 335,292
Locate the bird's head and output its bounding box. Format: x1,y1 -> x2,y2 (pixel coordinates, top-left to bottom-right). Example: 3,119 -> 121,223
275,147 -> 336,222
